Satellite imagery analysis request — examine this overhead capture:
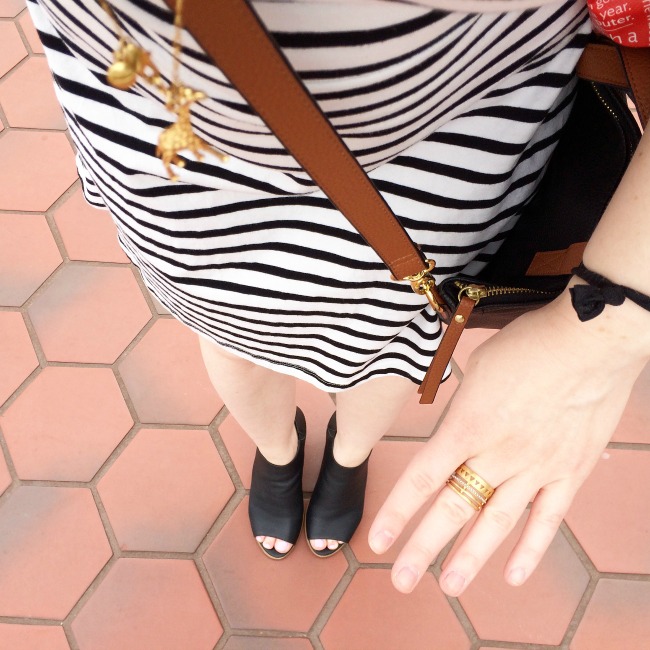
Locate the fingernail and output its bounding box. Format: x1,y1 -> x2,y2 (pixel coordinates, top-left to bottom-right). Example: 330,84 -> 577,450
442,571 -> 466,596
507,567 -> 526,586
370,530 -> 394,553
395,566 -> 419,592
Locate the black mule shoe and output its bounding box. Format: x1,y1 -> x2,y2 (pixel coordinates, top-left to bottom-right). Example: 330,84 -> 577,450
306,414 -> 370,558
249,408 -> 306,560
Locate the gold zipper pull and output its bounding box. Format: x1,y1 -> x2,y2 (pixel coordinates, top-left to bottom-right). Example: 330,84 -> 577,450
458,284 -> 488,305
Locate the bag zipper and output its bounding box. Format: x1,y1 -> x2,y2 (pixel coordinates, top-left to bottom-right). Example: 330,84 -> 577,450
591,82 -> 618,121
453,280 -> 553,305
418,281 -> 553,404
421,81 -> 635,405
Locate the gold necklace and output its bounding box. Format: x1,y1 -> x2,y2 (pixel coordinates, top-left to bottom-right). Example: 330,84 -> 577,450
98,0 -> 228,181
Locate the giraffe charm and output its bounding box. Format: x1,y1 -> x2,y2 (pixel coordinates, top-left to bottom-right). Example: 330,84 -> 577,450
156,85 -> 228,181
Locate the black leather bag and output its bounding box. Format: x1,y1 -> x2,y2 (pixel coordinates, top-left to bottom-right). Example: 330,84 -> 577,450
439,76 -> 642,329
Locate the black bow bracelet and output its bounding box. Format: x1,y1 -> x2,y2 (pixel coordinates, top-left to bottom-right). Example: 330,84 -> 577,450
570,263 -> 650,322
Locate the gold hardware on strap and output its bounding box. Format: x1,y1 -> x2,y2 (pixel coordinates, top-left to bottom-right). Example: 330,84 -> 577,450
403,260 -> 446,315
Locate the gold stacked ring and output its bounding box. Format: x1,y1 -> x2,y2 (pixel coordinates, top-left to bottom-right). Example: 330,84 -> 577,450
446,463 -> 495,511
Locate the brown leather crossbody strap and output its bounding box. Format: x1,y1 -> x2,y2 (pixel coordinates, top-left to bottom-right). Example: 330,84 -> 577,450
620,46 -> 650,128
577,42 -> 630,87
168,1 -> 650,407
577,40 -> 650,126
166,0 -> 427,281
171,0 -> 649,283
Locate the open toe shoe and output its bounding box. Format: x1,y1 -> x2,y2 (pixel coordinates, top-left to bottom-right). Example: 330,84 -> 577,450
248,407 -> 306,560
305,414 -> 370,558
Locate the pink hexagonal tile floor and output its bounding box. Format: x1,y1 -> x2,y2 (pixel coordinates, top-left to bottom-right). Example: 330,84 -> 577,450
71,558 -> 222,650
0,56 -> 66,129
0,212 -> 63,306
2,6 -> 650,650
52,186 -> 130,264
0,486 -> 112,619
28,263 -> 151,363
455,512 -> 589,646
386,374 -> 459,438
321,569 -> 470,650
98,427 -> 234,552
18,10 -> 44,54
118,318 -> 224,425
350,438 -> 428,564
571,579 -> 650,650
0,623 -> 70,650
1,366 -> 133,481
565,449 -> 650,574
0,22 -> 27,76
0,310 -> 38,405
0,131 -> 77,211
204,498 -> 348,632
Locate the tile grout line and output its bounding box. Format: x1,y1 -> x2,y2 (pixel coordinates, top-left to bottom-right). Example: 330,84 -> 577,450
307,551 -> 358,650
196,551 -> 237,650
0,93 -> 9,130
555,521 -> 601,648
0,362 -> 42,417
208,411 -> 244,492
559,574 -> 600,650
0,308 -> 46,415
87,422 -> 142,488
606,441 -> 650,452
2,125 -> 72,133
429,536 -> 484,647
109,314 -> 160,423
471,642 -> 565,650
193,413 -> 249,635
61,554 -> 120,650
43,177 -> 85,265
214,630 -> 312,650
193,491 -> 247,647
596,572 -> 650,582
11,6 -> 35,57
0,60 -> 29,106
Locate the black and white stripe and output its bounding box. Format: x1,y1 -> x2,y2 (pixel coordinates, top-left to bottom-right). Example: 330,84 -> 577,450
29,0 -> 590,389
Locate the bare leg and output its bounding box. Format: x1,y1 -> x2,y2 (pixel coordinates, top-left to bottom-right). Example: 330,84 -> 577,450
309,375 -> 415,552
199,336 -> 298,554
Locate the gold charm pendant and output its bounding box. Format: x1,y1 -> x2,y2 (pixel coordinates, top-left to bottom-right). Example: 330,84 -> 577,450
99,0 -> 229,181
106,40 -> 142,89
157,85 -> 228,182
107,40 -> 160,91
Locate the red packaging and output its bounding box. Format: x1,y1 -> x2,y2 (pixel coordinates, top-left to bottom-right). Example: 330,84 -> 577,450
587,0 -> 650,47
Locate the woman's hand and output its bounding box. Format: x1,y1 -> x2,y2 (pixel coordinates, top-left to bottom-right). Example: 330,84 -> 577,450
368,290 -> 650,596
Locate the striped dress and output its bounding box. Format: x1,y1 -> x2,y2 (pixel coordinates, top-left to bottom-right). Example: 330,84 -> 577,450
28,0 -> 591,390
